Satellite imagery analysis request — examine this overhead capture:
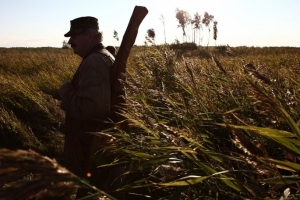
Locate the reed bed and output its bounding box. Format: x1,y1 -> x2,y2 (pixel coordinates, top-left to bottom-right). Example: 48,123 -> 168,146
1,46 -> 300,199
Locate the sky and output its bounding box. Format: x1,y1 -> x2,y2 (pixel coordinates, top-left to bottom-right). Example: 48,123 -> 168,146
0,0 -> 299,48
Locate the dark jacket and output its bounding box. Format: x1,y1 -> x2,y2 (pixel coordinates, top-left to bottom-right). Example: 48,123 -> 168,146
61,43 -> 114,176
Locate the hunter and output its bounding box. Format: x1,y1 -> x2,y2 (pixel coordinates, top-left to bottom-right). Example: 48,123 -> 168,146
58,16 -> 118,196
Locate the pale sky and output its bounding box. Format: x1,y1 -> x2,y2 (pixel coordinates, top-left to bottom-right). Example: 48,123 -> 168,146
0,0 -> 299,48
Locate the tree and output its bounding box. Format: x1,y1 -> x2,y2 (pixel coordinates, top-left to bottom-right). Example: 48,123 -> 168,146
186,13 -> 192,43
145,28 -> 155,45
62,40 -> 70,49
160,15 -> 167,44
113,30 -> 119,42
191,12 -> 202,45
213,21 -> 218,45
202,12 -> 214,47
175,9 -> 190,43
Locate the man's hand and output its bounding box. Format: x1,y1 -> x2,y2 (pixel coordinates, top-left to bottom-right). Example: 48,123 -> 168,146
58,81 -> 73,99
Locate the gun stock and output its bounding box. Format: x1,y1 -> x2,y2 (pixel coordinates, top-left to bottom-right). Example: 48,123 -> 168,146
109,6 -> 148,131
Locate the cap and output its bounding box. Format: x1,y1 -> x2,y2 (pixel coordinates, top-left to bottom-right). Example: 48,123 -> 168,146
64,16 -> 99,37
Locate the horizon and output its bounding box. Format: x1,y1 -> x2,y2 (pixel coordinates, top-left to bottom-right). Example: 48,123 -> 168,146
1,45 -> 300,49
1,0 -> 299,48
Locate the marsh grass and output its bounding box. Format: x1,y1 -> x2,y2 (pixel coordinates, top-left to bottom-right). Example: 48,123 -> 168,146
0,48 -> 79,157
0,148 -> 115,200
118,45 -> 300,199
1,46 -> 300,199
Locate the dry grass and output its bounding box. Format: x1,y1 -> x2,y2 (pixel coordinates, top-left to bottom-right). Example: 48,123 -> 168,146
0,148 -> 115,200
1,46 -> 300,199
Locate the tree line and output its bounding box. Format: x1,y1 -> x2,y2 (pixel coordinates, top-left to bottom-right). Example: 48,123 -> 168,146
174,9 -> 217,46
62,9 -> 218,48
144,9 -> 218,47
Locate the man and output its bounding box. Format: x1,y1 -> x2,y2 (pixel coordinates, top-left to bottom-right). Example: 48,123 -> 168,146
58,16 -> 116,192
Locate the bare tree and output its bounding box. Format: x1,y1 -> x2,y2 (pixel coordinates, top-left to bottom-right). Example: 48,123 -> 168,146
191,12 -> 202,45
202,12 -> 214,47
160,15 -> 167,44
186,13 -> 192,43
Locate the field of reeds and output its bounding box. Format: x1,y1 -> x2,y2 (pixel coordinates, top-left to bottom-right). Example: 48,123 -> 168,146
1,45 -> 300,199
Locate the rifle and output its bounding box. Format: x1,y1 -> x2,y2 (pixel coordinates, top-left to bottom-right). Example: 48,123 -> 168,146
109,6 -> 148,132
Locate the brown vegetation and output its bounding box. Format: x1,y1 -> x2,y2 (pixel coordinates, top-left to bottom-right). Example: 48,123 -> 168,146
1,46 -> 300,199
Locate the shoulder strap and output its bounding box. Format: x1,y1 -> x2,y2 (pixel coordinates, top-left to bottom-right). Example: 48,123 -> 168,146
96,49 -> 115,64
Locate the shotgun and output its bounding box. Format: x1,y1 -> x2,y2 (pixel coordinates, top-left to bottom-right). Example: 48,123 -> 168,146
83,7 -> 148,191
109,6 -> 148,132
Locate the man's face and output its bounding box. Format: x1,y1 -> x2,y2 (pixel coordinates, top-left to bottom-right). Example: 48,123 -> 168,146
68,32 -> 91,58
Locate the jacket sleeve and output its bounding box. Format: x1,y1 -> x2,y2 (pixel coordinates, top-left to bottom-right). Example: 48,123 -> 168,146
61,53 -> 111,121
